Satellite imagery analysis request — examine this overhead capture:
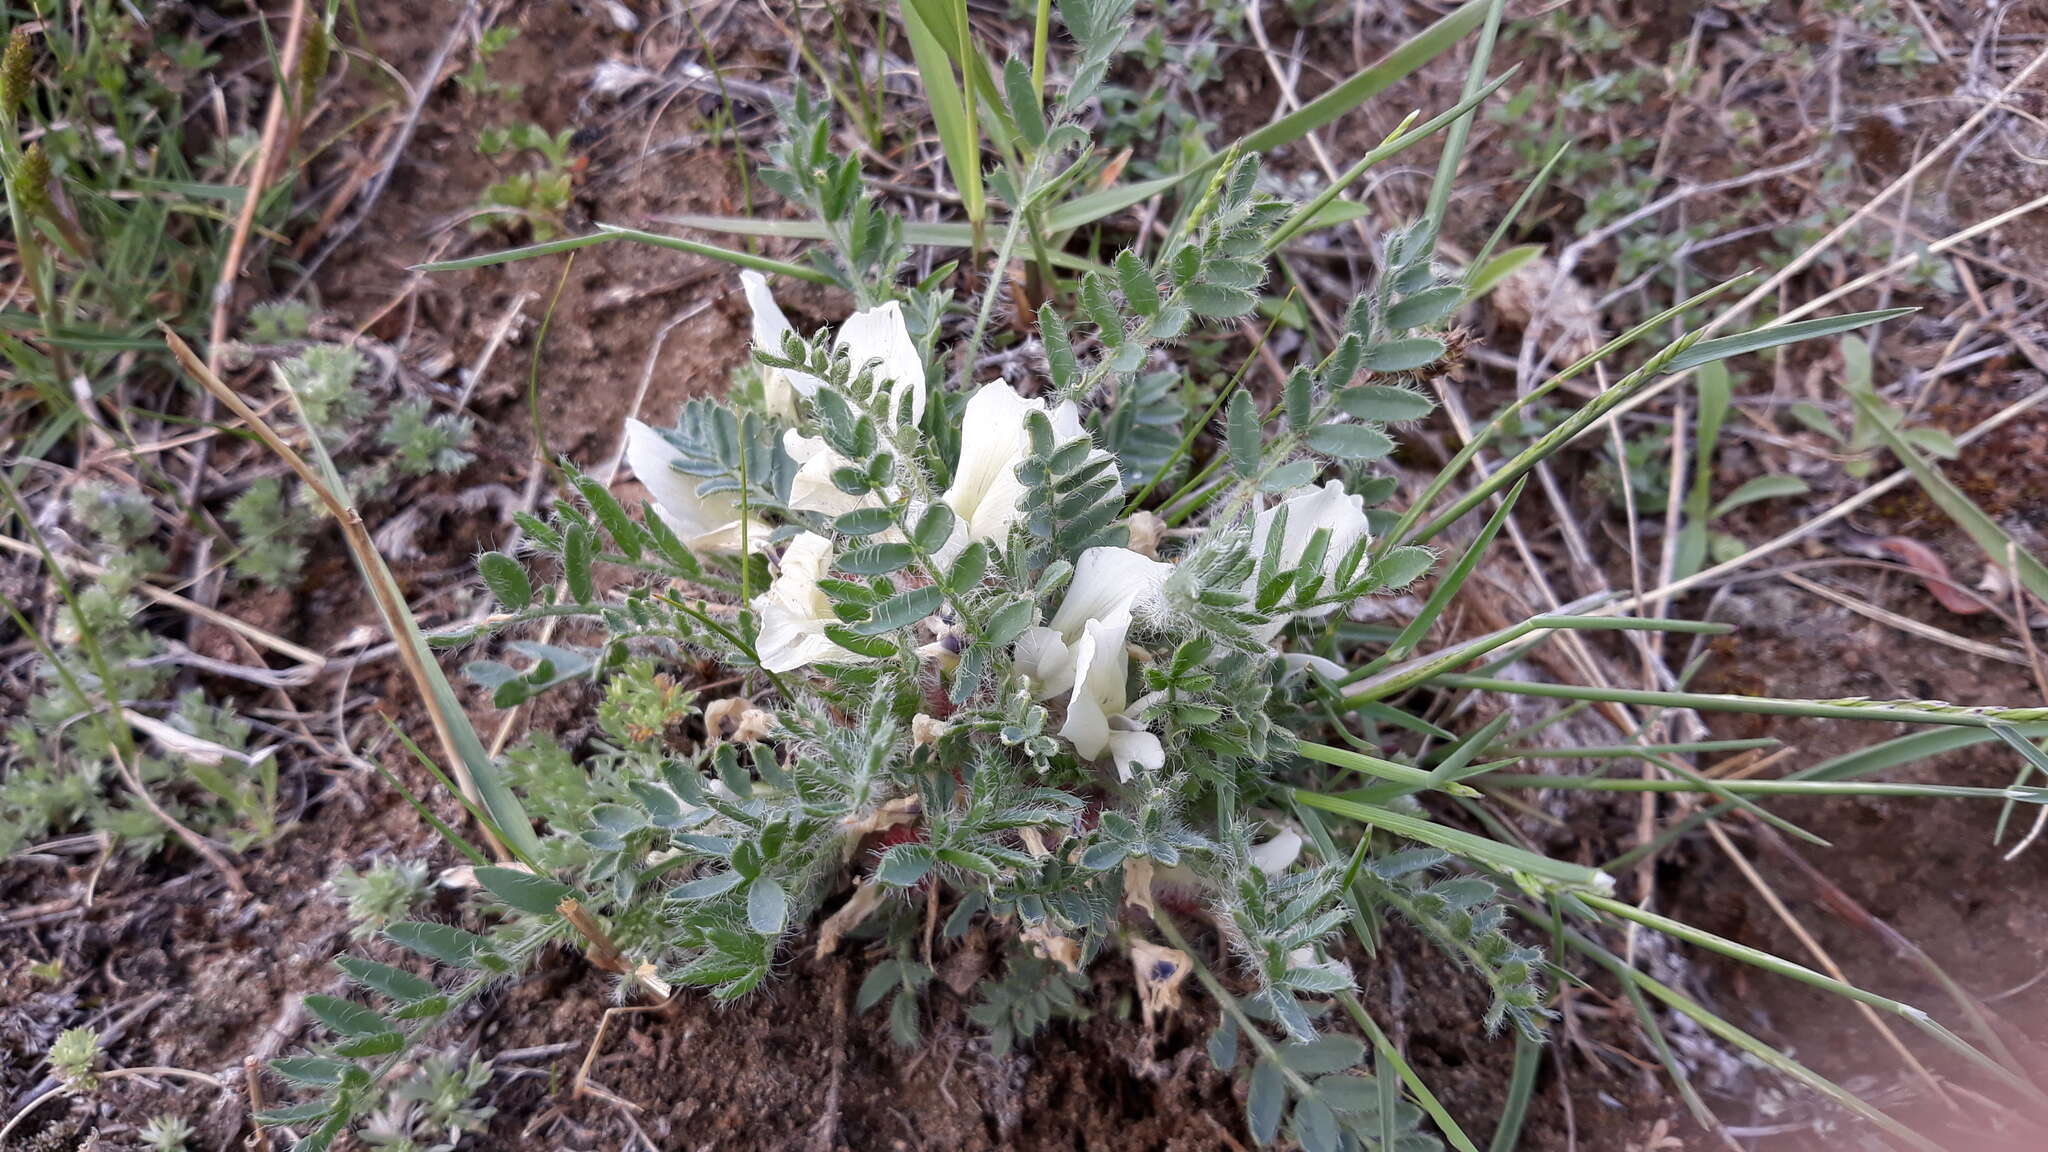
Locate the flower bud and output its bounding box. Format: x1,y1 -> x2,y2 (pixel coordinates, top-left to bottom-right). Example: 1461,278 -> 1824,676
1,28 -> 31,118
12,141 -> 50,216
296,26 -> 329,110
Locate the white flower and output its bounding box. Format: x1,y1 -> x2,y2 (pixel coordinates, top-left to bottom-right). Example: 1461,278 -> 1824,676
1250,827 -> 1304,876
739,271 -> 824,422
1012,545 -> 1174,699
942,380 -> 1094,547
837,301 -> 928,426
624,418 -> 768,554
773,298 -> 931,518
740,275 -> 927,427
1006,546 -> 1174,781
782,429 -> 885,518
1057,608 -> 1163,782
1248,479 -> 1372,642
752,532 -> 874,673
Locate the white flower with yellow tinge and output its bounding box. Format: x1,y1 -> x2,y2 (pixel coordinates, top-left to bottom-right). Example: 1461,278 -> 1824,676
1248,479 -> 1371,642
1011,545 -> 1173,700
752,286 -> 929,518
1058,607 -> 1163,781
752,532 -> 876,673
738,271 -> 823,422
941,380 -> 1100,549
1010,545 -> 1175,781
624,418 -> 769,554
782,429 -> 885,519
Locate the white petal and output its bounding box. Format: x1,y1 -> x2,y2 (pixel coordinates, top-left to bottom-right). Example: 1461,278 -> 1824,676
685,521 -> 751,553
943,381 -> 1036,534
626,419 -> 766,553
1279,652 -> 1348,681
625,419 -> 706,534
740,271 -> 824,404
754,610 -> 850,673
942,382 -> 1112,550
837,301 -> 926,426
1251,827 -> 1304,876
783,430 -> 878,517
1012,625 -> 1074,700
1251,479 -> 1371,575
1248,479 -> 1372,637
1104,722 -> 1164,783
1059,678 -> 1111,760
1048,547 -> 1174,641
1059,610 -> 1131,760
1048,398 -> 1087,442
758,531 -> 832,615
1074,609 -> 1132,715
750,533 -> 872,671
966,469 -> 1031,543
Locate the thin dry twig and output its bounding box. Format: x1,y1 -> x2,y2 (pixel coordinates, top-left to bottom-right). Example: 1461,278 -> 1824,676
164,325 -> 505,854
0,532 -> 327,669
104,740 -> 248,896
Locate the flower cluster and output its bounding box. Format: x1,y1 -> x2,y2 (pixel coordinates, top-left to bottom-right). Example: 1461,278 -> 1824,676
628,276 -> 1379,792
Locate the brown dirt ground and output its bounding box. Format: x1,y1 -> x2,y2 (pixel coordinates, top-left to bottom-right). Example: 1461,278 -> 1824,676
7,2 -> 2048,1150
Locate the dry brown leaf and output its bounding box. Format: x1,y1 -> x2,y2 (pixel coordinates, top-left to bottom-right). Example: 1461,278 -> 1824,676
1123,856 -> 1158,917
816,880 -> 889,959
1490,254 -> 1601,365
1022,924 -> 1082,973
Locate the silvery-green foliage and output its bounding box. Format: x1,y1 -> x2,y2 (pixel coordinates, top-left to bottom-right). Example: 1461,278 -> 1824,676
1355,848 -> 1550,1040
260,14 -> 1533,1152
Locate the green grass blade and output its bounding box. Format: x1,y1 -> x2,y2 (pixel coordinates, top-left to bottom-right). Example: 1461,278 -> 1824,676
1666,307 -> 1916,374
1847,386 -> 2048,605
1605,723 -> 2048,872
1291,787 -> 1612,894
166,330 -> 543,863
1462,243 -> 1542,303
1046,172 -> 1186,232
1296,741 -> 1477,796
1431,673 -> 2048,729
409,226 -> 831,283
900,0 -> 984,226
1238,0 -> 1491,157
1576,892 -> 2033,1095
1270,68 -> 1516,250
1465,138 -> 1567,292
1420,0 -> 1507,243
1613,978 -> 1720,1133
1541,915 -> 1947,1151
1427,712 -> 1515,788
1486,1030 -> 1542,1152
1345,615 -> 1730,704
1372,478 -> 1524,670
285,389 -> 545,865
1506,738 -> 1777,760
1479,775 -> 2041,802
655,213 -> 1106,271
1337,993 -> 1483,1152
592,225 -> 837,283
1388,279 -> 1738,548
409,231 -> 620,271
375,720 -> 493,867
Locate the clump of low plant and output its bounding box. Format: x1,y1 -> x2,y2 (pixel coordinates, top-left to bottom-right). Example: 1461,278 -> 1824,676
222,336 -> 475,589
140,1114 -> 196,1152
473,122 -> 577,241
334,858 -> 434,940
249,3 -> 2036,1151
2,483 -> 278,858
48,1026 -> 102,1090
